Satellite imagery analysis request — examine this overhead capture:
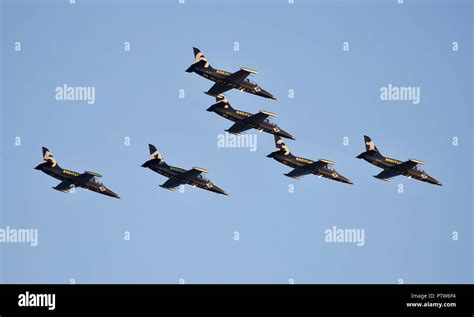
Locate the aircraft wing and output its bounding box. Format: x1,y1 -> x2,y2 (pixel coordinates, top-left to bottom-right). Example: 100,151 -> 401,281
205,82 -> 233,96
225,68 -> 257,85
284,167 -> 312,179
308,159 -> 337,170
178,167 -> 209,181
70,171 -> 101,185
373,168 -> 401,181
226,122 -> 253,134
393,159 -> 426,172
53,180 -> 74,192
160,178 -> 183,190
243,111 -> 276,126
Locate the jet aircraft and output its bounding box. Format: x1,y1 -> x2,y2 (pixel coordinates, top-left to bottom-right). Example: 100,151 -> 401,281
207,95 -> 295,140
34,147 -> 120,198
266,136 -> 353,184
141,144 -> 228,195
356,135 -> 442,186
186,47 -> 276,100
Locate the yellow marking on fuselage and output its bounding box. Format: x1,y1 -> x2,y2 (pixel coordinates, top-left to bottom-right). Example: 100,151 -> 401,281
296,157 -> 314,164
171,166 -> 186,173
385,158 -> 402,165
63,170 -> 80,176
216,70 -> 230,76
236,110 -> 252,117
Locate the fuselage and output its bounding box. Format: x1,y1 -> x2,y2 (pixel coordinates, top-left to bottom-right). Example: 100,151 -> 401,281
357,151 -> 442,185
210,105 -> 295,140
35,163 -> 120,198
269,151 -> 352,184
143,159 -> 227,195
193,65 -> 276,100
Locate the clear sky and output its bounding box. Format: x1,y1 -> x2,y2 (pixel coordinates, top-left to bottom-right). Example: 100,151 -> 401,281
1,0 -> 472,284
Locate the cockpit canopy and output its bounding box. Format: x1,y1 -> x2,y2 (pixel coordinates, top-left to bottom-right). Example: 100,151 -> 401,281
415,166 -> 425,173
198,175 -> 209,182
244,78 -> 256,85
264,119 -> 276,126
91,176 -> 103,185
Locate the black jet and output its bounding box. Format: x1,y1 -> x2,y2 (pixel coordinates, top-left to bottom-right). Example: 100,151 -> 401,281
35,147 -> 120,198
186,47 -> 276,100
207,95 -> 295,140
141,144 -> 228,195
267,136 -> 353,184
356,135 -> 442,186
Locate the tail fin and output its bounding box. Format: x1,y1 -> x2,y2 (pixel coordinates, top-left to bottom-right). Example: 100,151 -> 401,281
193,47 -> 210,66
42,147 -> 57,167
364,135 -> 381,153
215,94 -> 228,104
207,94 -> 231,112
186,47 -> 211,72
274,135 -> 291,155
149,144 -> 164,162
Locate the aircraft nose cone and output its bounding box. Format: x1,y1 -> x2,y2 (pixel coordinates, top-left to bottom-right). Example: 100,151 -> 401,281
259,89 -> 276,100
431,177 -> 442,186
340,175 -> 353,185
278,130 -> 295,140
212,185 -> 228,196
106,189 -> 121,199
217,188 -> 228,196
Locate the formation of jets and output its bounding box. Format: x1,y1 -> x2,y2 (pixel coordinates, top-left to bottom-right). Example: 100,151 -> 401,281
36,47 -> 442,198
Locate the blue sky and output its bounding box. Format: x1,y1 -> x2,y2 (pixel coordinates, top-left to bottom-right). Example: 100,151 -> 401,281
1,0 -> 472,283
